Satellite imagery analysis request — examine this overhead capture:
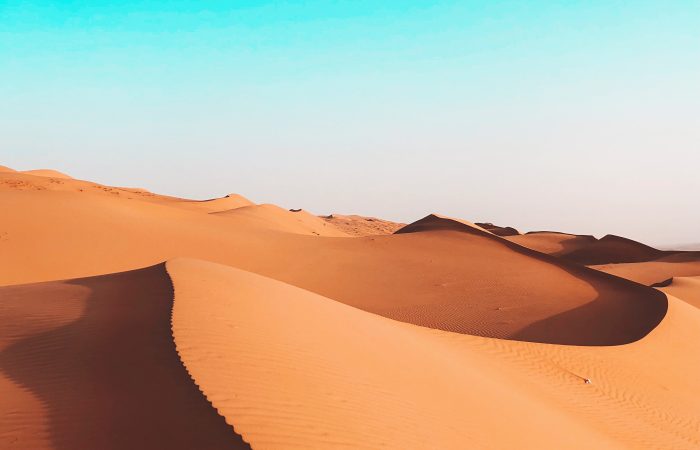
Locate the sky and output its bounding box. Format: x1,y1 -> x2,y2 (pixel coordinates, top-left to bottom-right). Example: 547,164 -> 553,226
1,1 -> 699,246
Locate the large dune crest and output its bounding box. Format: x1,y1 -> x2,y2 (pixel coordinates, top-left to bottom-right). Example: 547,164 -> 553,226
169,258 -> 700,450
0,265 -> 249,449
1,165 -> 699,449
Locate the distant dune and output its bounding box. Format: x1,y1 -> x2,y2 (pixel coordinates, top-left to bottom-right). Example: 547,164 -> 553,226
321,214 -> 404,236
21,169 -> 74,179
0,166 -> 698,449
214,204 -> 349,237
474,222 -> 520,236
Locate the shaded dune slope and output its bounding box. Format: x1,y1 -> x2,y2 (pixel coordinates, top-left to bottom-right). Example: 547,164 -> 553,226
0,192 -> 667,345
474,222 -> 520,236
390,214 -> 667,344
395,213 -> 491,234
0,265 -> 248,450
169,258 -> 700,450
562,234 -> 664,265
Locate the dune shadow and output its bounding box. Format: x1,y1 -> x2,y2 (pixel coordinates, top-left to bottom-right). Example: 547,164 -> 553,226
511,288 -> 668,346
0,264 -> 250,450
395,215 -> 669,345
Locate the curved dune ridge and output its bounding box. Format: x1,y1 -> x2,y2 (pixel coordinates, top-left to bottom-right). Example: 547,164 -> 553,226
214,204 -> 349,237
592,253 -> 700,285
562,234 -> 664,265
169,258 -> 700,450
0,166 -> 699,448
474,222 -> 520,236
394,213 -> 492,234
320,214 -> 404,236
658,276 -> 700,309
0,190 -> 668,345
21,169 -> 74,180
0,265 -> 248,450
177,193 -> 254,213
0,189 -> 667,345
506,231 -> 598,256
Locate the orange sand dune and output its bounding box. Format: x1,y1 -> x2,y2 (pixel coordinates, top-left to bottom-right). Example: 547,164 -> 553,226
21,169 -> 74,179
562,234 -> 664,265
321,213 -> 404,236
0,265 -> 248,449
506,231 -> 598,256
658,276 -> 700,308
169,258 -> 700,449
1,167 -> 698,449
0,165 -> 16,172
176,193 -> 254,213
215,204 -> 349,237
0,191 -> 666,345
593,253 -> 700,285
474,221 -> 520,236
395,213 -> 491,234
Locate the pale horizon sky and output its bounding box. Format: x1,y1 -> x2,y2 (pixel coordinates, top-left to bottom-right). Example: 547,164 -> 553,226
2,1 -> 699,246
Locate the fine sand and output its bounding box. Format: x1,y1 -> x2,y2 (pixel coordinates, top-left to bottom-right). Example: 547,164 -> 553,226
0,165 -> 698,449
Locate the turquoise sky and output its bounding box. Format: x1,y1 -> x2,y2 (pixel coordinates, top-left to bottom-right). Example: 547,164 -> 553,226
2,1 -> 699,245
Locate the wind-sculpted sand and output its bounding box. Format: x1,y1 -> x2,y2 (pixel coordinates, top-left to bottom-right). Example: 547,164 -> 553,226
169,258 -> 700,449
0,165 -> 698,449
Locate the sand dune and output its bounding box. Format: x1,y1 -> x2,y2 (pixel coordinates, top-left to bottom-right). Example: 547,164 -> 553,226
561,234 -> 664,265
0,265 -> 248,449
321,214 -> 404,236
0,190 -> 666,344
1,167 -> 697,449
21,169 -> 74,179
215,204 -> 349,237
169,258 -> 700,449
593,253 -> 700,285
474,221 -> 520,236
506,231 -> 598,256
176,193 -> 254,213
659,276 -> 700,308
395,213 -> 491,234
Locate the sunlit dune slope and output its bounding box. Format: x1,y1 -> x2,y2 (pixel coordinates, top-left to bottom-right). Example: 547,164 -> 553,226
593,253 -> 700,285
506,231 -> 597,256
0,189 -> 667,345
321,214 -> 404,236
169,258 -> 700,450
176,193 -> 254,213
0,265 -> 248,450
21,169 -> 74,179
659,276 -> 700,308
214,204 -> 349,237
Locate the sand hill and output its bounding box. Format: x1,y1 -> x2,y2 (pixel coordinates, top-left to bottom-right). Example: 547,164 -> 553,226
0,166 -> 698,449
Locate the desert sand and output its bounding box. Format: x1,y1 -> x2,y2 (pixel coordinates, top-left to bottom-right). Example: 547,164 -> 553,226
1,166 -> 699,449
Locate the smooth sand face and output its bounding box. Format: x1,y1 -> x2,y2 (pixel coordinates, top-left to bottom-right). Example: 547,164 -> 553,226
0,167 -> 698,449
169,258 -> 700,449
0,188 -> 666,345
660,276 -> 700,308
321,214 -> 404,236
0,265 -> 248,450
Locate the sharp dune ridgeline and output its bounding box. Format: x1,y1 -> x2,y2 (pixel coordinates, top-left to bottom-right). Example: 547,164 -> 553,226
1,165 -> 699,449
